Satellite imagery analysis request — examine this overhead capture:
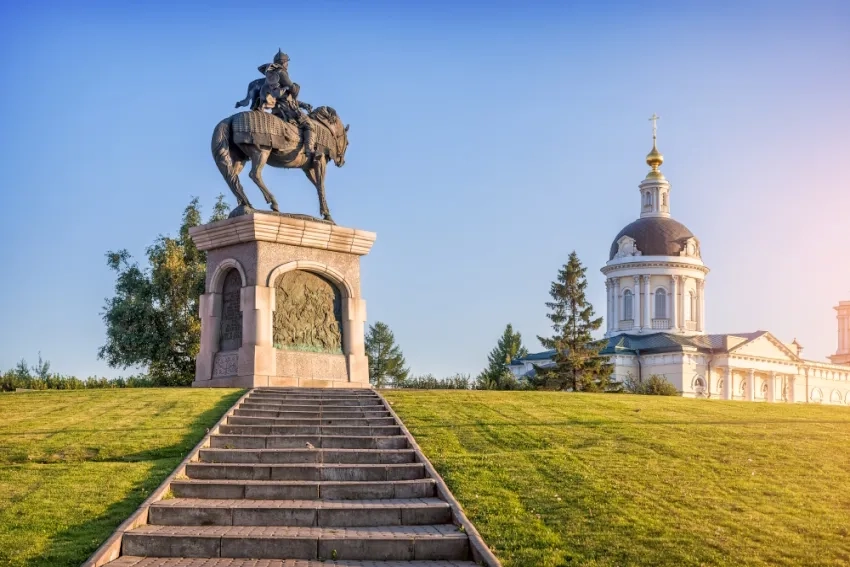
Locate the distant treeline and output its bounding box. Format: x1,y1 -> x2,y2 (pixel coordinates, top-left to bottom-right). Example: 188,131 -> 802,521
390,373 -> 475,390
1,355 -> 155,392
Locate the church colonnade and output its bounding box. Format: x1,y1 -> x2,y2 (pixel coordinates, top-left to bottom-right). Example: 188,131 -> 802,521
606,274 -> 705,333
713,367 -> 797,402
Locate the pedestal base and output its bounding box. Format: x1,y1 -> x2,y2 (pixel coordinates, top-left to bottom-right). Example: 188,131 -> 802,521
192,375 -> 371,388
189,212 -> 376,389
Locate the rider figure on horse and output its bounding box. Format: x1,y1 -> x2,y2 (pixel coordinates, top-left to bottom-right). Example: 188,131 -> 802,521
252,50 -> 317,162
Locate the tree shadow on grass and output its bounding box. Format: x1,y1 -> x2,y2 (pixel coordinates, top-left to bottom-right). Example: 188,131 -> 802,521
30,389 -> 245,567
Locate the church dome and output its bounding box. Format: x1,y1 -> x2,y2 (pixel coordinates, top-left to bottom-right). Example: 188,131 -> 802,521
609,217 -> 697,260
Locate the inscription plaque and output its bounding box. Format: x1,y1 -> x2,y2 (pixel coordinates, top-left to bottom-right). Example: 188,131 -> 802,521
219,269 -> 243,351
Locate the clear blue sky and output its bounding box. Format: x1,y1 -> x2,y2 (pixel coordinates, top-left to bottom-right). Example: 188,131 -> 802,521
1,0 -> 849,378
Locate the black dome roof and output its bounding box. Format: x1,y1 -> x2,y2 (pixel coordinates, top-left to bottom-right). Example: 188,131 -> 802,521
609,217 -> 696,260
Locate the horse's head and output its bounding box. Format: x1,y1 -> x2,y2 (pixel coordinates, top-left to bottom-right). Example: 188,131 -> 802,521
334,123 -> 349,167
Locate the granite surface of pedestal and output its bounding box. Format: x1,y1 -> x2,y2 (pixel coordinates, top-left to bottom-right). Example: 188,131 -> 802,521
189,213 -> 376,388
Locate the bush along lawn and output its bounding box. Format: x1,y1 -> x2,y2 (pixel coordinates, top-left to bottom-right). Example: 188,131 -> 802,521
383,390 -> 850,567
0,388 -> 243,567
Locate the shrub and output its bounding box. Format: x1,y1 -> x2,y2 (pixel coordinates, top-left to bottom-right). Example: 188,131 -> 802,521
393,373 -> 472,390
623,374 -> 681,396
0,366 -> 157,392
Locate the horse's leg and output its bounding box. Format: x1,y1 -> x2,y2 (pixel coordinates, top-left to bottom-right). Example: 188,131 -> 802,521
230,158 -> 248,206
246,146 -> 280,212
305,157 -> 333,223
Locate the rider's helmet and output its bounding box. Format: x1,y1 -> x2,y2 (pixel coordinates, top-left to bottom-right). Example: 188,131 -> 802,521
274,49 -> 290,65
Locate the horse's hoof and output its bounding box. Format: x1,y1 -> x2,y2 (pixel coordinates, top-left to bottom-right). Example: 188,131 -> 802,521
271,204 -> 280,213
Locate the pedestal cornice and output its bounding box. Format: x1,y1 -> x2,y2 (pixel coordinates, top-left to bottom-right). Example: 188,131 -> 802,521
189,212 -> 377,255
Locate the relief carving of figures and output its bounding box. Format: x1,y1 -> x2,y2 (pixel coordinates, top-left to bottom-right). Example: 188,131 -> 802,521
273,271 -> 342,353
219,269 -> 243,351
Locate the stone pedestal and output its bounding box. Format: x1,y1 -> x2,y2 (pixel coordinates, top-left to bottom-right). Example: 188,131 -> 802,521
188,212 -> 376,389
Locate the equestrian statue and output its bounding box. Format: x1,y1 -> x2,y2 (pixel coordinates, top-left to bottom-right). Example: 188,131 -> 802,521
212,50 -> 349,223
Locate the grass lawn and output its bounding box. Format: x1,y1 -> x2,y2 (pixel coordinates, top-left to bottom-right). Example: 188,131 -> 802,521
382,390 -> 850,567
0,388 -> 243,567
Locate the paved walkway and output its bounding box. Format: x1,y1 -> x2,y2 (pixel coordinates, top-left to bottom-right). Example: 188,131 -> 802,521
105,389 -> 482,566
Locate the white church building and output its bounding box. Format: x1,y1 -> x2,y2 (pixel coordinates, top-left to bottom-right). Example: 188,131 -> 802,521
511,119 -> 850,404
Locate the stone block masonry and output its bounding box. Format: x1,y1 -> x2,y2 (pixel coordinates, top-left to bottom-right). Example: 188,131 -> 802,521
84,388 -> 501,567
189,213 -> 376,389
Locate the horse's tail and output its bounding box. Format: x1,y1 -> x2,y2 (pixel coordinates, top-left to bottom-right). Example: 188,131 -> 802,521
211,116 -> 249,206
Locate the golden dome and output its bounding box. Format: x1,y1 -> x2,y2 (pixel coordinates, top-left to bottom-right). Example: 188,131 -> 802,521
646,142 -> 664,169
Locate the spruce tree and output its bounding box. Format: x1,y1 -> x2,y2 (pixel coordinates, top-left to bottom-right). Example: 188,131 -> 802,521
535,251 -> 613,391
365,322 -> 410,388
476,323 -> 528,389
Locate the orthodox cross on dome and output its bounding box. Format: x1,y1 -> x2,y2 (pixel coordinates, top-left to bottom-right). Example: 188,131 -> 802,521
645,113 -> 664,173
649,113 -> 660,143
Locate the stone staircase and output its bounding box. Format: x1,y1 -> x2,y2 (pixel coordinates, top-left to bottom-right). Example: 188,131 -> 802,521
104,388 -> 486,566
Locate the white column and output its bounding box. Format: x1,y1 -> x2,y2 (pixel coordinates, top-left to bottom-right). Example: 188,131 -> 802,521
671,276 -> 679,331
633,276 -> 640,327
767,371 -> 776,402
747,369 -> 756,401
606,279 -> 613,332
643,275 -> 651,331
724,367 -> 733,400
613,278 -> 621,331
697,279 -> 705,332
679,276 -> 687,329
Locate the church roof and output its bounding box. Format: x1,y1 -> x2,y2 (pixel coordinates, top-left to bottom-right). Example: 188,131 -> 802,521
599,331 -> 769,355
609,217 -> 697,260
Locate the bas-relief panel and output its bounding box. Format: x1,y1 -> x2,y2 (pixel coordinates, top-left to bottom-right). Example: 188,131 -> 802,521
273,270 -> 343,354
219,269 -> 243,351
212,352 -> 238,377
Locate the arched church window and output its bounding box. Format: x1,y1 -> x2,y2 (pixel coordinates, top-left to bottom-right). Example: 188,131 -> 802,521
694,376 -> 706,397
623,290 -> 633,320
655,288 -> 666,318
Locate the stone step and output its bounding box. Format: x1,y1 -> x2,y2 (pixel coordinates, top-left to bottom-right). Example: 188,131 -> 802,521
121,524 -> 469,560
232,409 -> 392,419
239,401 -> 387,411
227,416 -> 397,427
245,397 -> 381,405
149,498 -> 452,527
186,463 -> 427,482
210,434 -> 409,450
250,391 -> 381,402
218,424 -> 403,436
170,478 -> 437,500
198,448 -> 416,465
107,558 -> 480,567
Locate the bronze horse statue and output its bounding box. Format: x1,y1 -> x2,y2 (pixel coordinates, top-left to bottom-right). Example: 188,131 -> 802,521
211,106 -> 349,223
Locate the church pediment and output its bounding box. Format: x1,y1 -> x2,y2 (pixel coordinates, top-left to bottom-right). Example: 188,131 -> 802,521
728,332 -> 800,362
615,235 -> 642,258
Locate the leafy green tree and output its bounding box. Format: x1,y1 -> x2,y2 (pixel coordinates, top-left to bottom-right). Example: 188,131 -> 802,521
98,196 -> 228,386
365,322 -> 409,388
476,323 -> 528,390
534,251 -> 614,392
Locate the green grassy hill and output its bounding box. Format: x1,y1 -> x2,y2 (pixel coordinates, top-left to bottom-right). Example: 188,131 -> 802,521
0,388 -> 243,567
383,390 -> 850,567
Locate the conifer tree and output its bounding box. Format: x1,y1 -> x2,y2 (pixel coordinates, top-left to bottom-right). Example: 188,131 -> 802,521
535,251 -> 614,391
365,322 -> 409,388
476,323 -> 528,389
